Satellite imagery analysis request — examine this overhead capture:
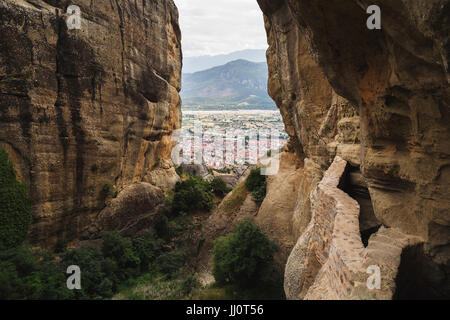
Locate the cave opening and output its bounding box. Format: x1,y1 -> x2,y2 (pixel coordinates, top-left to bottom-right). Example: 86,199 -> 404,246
339,164 -> 380,247
393,243 -> 449,300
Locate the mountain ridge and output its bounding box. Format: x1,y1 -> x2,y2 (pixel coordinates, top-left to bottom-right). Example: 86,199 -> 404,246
183,49 -> 267,74
181,59 -> 275,110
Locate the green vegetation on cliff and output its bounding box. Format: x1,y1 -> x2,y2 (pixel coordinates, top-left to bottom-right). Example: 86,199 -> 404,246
0,148 -> 32,249
245,167 -> 267,205
171,176 -> 214,214
0,245 -> 72,300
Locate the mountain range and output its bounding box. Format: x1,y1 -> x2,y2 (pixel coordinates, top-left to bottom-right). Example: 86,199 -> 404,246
182,49 -> 267,74
181,59 -> 275,110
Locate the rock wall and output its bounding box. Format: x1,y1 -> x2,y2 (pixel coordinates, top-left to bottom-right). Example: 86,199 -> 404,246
0,0 -> 182,245
257,0 -> 450,298
286,156 -> 424,300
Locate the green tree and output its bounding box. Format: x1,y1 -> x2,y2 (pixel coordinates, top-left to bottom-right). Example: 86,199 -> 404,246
0,245 -> 73,300
0,148 -> 32,248
212,220 -> 283,299
101,231 -> 140,282
171,177 -> 213,214
154,247 -> 188,278
245,168 -> 267,205
132,231 -> 164,272
210,177 -> 231,197
61,244 -> 111,299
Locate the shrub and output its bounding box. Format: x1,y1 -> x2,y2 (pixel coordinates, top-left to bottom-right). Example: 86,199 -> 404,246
154,214 -> 170,240
0,245 -> 72,300
210,177 -> 232,197
61,244 -> 111,299
245,168 -> 267,205
132,231 -> 164,272
0,148 -> 32,248
101,231 -> 140,282
245,167 -> 265,191
251,181 -> 267,205
154,247 -> 188,278
102,183 -> 117,198
181,273 -> 200,296
171,177 -> 213,214
212,220 -> 283,299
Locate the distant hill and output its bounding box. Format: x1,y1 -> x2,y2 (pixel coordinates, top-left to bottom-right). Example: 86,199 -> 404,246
183,49 -> 267,74
181,59 -> 276,110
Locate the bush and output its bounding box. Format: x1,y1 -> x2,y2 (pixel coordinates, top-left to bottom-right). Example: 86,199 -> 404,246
154,247 -> 188,278
252,181 -> 267,205
0,245 -> 72,300
210,177 -> 231,197
102,183 -> 117,198
245,167 -> 265,191
212,220 -> 283,299
0,148 -> 32,248
61,244 -> 112,299
154,214 -> 170,240
132,231 -> 164,272
101,231 -> 140,281
181,274 -> 200,296
245,168 -> 267,205
171,177 -> 213,214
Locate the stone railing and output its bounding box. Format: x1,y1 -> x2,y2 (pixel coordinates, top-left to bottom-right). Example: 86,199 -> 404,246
285,156 -> 423,300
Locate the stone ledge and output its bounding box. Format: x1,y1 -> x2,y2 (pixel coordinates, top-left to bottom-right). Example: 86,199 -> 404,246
286,155 -> 424,300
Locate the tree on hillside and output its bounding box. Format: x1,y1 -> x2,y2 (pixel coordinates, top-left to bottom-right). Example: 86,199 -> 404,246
212,219 -> 284,299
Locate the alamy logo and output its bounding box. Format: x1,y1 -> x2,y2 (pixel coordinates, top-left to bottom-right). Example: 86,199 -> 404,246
66,265 -> 81,290
366,265 -> 381,290
66,5 -> 82,30
366,5 -> 381,30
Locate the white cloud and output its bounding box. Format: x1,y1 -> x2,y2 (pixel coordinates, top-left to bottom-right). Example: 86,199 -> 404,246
173,0 -> 268,57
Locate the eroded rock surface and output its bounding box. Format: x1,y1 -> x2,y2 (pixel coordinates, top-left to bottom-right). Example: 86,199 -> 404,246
0,0 -> 182,245
257,0 -> 450,298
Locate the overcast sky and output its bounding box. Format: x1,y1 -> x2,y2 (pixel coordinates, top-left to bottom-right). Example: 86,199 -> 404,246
173,0 -> 268,57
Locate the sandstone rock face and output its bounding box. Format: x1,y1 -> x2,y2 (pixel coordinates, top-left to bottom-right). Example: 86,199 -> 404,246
257,0 -> 449,298
0,0 -> 182,245
196,176 -> 259,273
255,151 -> 303,263
95,182 -> 164,237
286,156 -> 425,300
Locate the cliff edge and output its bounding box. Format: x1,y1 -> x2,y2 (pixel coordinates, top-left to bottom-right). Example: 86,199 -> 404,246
0,0 -> 182,245
257,0 -> 449,299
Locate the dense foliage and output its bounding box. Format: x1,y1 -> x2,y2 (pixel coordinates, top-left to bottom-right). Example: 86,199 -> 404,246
245,167 -> 267,205
212,219 -> 284,299
0,168 -> 217,300
0,245 -> 72,300
0,148 -> 32,248
209,177 -> 232,197
0,228 -> 189,300
171,176 -> 213,214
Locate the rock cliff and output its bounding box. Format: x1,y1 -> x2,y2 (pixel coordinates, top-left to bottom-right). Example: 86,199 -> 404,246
257,0 -> 449,299
0,0 -> 182,245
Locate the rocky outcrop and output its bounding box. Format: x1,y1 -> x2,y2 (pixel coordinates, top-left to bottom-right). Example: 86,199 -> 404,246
286,156 -> 424,300
95,182 -> 165,237
196,172 -> 258,273
255,151 -> 303,263
257,0 -> 450,298
0,0 -> 182,245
